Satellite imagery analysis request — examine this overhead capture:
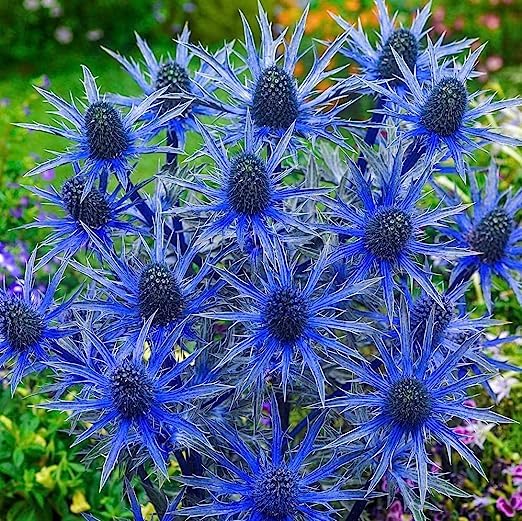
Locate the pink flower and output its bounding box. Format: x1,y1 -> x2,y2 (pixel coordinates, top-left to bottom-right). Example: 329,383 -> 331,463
496,494 -> 522,517
42,168 -> 55,181
454,425 -> 476,445
506,464 -> 522,486
386,500 -> 404,521
486,56 -> 504,72
433,6 -> 445,22
454,17 -> 465,30
513,492 -> 522,510
480,13 -> 500,30
453,421 -> 494,449
260,401 -> 272,426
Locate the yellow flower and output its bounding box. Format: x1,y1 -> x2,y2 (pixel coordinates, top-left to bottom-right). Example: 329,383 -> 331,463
70,491 -> 91,514
33,434 -> 47,448
168,458 -> 181,475
35,465 -> 58,490
141,502 -> 155,520
174,345 -> 188,363
0,415 -> 13,431
144,340 -> 152,362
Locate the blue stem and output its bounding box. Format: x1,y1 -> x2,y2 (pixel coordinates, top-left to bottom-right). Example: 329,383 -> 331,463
137,465 -> 168,518
99,169 -> 108,193
344,486 -> 370,521
401,139 -> 426,175
165,128 -> 188,253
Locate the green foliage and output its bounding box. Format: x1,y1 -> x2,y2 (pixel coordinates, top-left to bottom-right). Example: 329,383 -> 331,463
2,0 -> 277,73
185,0 -> 276,44
0,377 -> 130,521
0,82 -> 47,246
1,0 -> 162,66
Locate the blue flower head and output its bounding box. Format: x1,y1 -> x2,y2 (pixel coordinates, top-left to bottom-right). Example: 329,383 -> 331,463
0,252 -> 76,392
382,281 -> 510,391
45,316 -> 223,487
211,240 -> 377,402
24,170 -> 144,270
184,3 -> 358,146
438,163 -> 522,311
359,441 -> 470,518
333,0 -> 474,92
71,212 -> 220,346
326,300 -> 510,503
103,26 -> 226,146
179,399 -> 370,520
21,66 -> 190,190
175,114 -> 327,254
365,42 -> 522,175
323,146 -> 469,318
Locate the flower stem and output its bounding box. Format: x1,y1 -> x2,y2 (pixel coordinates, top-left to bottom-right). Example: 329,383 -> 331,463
401,138 -> 426,175
344,499 -> 368,521
357,97 -> 385,175
344,481 -> 371,521
137,465 -> 168,518
165,128 -> 187,252
277,391 -> 291,433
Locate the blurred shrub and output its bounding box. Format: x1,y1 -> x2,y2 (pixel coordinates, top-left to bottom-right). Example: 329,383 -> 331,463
278,0 -> 522,71
185,0 -> 276,44
2,0 -> 277,69
0,77 -> 50,246
0,378 -> 129,521
1,0 -> 167,65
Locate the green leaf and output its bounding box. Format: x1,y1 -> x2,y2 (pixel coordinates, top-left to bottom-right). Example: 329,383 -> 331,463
12,448 -> 24,468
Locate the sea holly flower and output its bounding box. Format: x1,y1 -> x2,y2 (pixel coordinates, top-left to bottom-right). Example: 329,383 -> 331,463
20,66 -> 190,191
0,251 -> 76,392
364,42 -> 522,176
437,163 -> 522,310
174,114 -> 327,254
178,400 -> 371,520
103,26 -> 227,146
184,3 -> 358,146
402,282 -> 504,367
377,444 -> 470,520
210,240 -> 377,402
333,0 -> 474,91
23,173 -> 144,270
326,301 -> 510,503
322,147 -> 469,318
70,214 -> 221,346
45,317 -> 223,487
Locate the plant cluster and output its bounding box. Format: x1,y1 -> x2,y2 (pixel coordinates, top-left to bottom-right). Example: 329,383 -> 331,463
2,1 -> 522,520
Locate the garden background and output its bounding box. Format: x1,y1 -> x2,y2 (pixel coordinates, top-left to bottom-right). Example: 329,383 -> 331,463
0,0 -> 521,519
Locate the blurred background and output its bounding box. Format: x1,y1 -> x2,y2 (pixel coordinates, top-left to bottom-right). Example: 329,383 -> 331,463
0,1 -> 521,520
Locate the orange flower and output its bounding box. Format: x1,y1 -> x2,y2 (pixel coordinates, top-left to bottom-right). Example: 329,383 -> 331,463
277,7 -> 301,26
317,79 -> 333,91
306,11 -> 328,33
294,60 -> 305,77
346,0 -> 361,10
360,10 -> 378,27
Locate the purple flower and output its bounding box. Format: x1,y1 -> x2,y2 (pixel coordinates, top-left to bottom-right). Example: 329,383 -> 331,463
41,168 -> 55,181
496,495 -> 522,517
386,499 -> 404,521
506,464 -> 522,486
